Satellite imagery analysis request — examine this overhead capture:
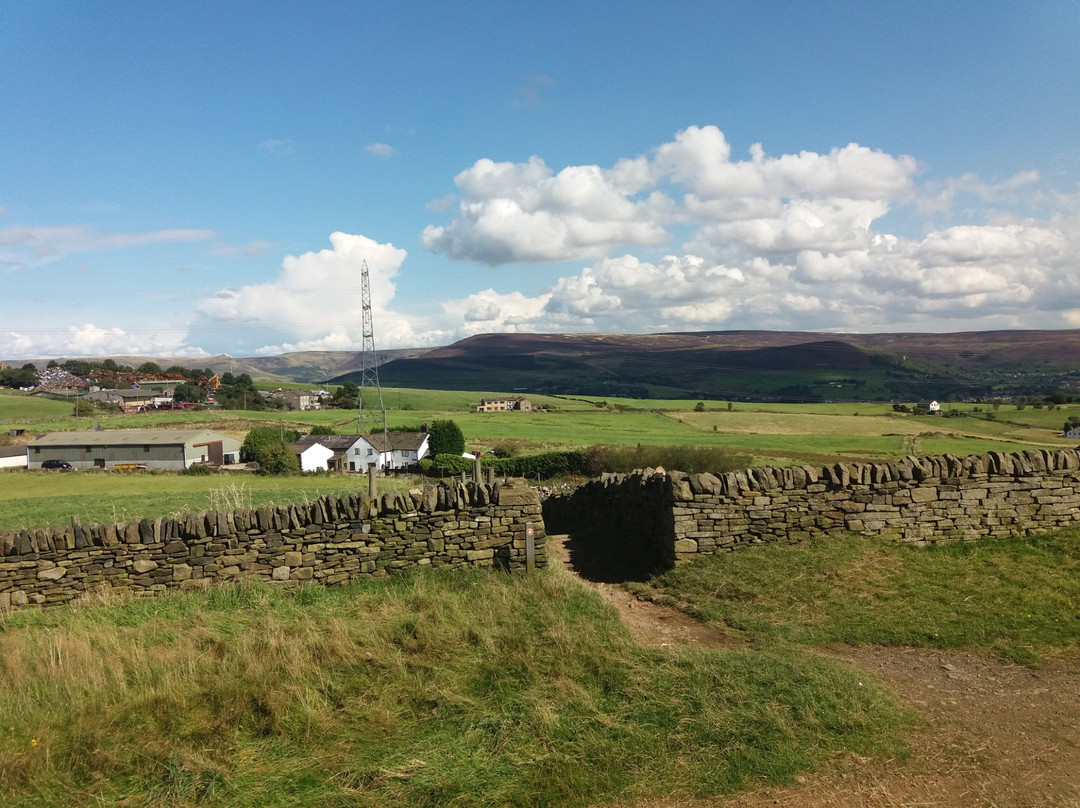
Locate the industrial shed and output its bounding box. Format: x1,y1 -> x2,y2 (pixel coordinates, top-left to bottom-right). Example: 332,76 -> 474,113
28,429 -> 241,470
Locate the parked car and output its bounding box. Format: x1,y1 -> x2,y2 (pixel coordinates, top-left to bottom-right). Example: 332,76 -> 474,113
41,460 -> 76,471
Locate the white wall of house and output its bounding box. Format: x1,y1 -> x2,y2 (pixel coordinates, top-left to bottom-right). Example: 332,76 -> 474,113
298,443 -> 335,472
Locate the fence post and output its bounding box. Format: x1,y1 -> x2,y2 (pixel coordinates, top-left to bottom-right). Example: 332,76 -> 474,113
525,521 -> 535,575
368,465 -> 377,498
473,456 -> 482,484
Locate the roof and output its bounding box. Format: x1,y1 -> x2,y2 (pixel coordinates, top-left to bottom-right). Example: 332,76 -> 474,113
363,431 -> 429,452
292,435 -> 360,452
30,429 -> 237,448
0,445 -> 28,459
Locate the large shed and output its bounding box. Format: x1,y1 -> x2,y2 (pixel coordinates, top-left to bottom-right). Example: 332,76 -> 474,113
28,429 -> 241,470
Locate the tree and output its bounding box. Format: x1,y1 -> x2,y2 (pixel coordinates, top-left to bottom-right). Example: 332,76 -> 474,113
694,401 -> 706,412
136,362 -> 162,374
173,382 -> 207,404
255,442 -> 300,475
310,425 -> 335,435
428,419 -> 465,456
242,425 -> 301,463
331,381 -> 359,409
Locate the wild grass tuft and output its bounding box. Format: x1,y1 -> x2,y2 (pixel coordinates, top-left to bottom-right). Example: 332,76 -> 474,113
0,569 -> 908,807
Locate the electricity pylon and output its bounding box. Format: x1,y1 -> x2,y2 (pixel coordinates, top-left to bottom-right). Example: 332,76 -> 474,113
356,259 -> 391,468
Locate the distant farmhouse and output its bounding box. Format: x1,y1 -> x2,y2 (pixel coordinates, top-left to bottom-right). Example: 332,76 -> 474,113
28,429 -> 241,470
916,400 -> 941,415
476,397 -> 532,413
291,431 -> 430,473
265,388 -> 323,411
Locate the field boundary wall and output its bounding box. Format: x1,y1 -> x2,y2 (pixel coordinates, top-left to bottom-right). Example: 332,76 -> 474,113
0,479 -> 544,611
547,448 -> 1080,568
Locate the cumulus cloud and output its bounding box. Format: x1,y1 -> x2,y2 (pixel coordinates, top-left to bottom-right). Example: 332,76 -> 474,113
422,125 -> 1080,338
421,156 -> 673,264
197,232 -> 449,354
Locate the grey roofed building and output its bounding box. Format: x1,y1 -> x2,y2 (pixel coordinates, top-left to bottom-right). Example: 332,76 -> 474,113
0,445 -> 28,469
28,429 -> 241,470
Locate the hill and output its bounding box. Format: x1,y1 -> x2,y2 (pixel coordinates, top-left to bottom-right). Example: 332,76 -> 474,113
356,330 -> 1080,402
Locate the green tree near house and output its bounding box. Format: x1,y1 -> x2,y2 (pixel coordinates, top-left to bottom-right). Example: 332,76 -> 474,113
427,419 -> 465,456
241,425 -> 302,474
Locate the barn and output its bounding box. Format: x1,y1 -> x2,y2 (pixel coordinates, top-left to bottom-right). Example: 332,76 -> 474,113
28,429 -> 241,470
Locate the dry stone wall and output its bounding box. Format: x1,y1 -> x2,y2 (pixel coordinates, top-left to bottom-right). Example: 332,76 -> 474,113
552,448 -> 1080,566
0,478 -> 544,611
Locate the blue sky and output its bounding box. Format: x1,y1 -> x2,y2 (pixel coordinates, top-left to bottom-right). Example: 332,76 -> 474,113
3,1 -> 1079,359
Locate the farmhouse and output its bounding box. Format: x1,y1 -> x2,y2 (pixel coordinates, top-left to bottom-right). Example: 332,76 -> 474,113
291,435 -> 359,472
283,389 -> 320,411
28,429 -> 241,470
476,397 -> 532,413
348,431 -> 430,471
916,400 -> 941,415
0,445 -> 28,470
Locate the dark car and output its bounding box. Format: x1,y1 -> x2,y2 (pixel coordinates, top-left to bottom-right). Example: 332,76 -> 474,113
41,460 -> 76,471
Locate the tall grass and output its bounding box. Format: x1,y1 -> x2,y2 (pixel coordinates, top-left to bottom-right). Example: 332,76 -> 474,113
629,529 -> 1080,666
0,569 -> 909,807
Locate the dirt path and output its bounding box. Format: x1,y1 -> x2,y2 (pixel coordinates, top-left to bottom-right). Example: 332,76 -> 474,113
547,534 -> 1080,807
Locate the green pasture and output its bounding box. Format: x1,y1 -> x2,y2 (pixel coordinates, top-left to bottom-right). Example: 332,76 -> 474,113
629,528 -> 1080,667
0,472 -> 415,534
3,385 -> 1071,480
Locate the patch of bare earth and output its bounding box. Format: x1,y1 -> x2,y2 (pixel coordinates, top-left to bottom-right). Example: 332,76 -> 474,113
547,534 -> 1080,807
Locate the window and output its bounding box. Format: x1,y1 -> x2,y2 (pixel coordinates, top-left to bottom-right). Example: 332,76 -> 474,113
144,445 -> 151,452
367,448 -> 373,456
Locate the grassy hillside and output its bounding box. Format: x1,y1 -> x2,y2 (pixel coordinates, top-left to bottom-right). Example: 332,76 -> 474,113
0,569 -> 907,807
628,528 -> 1080,667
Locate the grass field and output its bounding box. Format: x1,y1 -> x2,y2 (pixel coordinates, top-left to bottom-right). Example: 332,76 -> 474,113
628,528 -> 1080,667
3,387 -> 1074,533
0,473 -> 423,533
0,567 -> 908,807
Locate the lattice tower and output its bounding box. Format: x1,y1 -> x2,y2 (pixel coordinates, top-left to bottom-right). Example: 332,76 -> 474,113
356,260 -> 391,466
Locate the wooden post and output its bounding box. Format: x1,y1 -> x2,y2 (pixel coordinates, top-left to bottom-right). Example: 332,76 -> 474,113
368,465 -> 377,498
525,522 -> 535,575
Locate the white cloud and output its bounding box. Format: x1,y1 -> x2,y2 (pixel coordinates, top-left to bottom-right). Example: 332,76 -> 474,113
197,232 -> 450,353
421,156 -> 673,264
0,324 -> 208,359
421,126 -> 1080,339
260,139 -> 294,156
366,142 -> 398,159
0,225 -> 215,268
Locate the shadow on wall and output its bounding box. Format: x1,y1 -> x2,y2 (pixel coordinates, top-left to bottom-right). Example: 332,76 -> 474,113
543,506 -> 671,584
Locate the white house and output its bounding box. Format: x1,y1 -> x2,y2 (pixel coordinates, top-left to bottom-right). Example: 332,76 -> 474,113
290,435 -> 358,472
348,431 -> 430,471
916,400 -> 941,415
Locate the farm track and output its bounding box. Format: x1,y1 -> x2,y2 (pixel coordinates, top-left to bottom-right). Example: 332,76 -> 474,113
548,534 -> 1080,807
